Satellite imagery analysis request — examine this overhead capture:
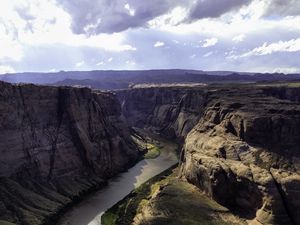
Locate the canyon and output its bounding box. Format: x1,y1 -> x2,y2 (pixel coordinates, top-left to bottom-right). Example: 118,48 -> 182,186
0,81 -> 140,225
0,81 -> 299,225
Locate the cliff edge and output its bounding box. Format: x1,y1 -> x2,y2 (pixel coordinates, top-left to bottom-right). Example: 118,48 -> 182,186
0,81 -> 140,225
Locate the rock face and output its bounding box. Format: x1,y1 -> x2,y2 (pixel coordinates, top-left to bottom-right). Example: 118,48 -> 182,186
262,86 -> 300,102
1,81 -> 299,225
119,85 -> 300,225
117,87 -> 207,140
180,87 -> 300,225
0,81 -> 140,225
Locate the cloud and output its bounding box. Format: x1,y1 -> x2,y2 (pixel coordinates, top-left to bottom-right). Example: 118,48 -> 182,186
1,0 -> 300,74
57,0 -> 183,34
239,38 -> 300,57
154,41 -> 165,47
264,0 -> 300,17
75,61 -> 85,67
201,38 -> 218,47
232,34 -> 246,42
188,0 -> 250,21
0,65 -> 15,74
203,51 -> 213,57
273,67 -> 300,73
57,0 -> 252,35
96,61 -> 105,66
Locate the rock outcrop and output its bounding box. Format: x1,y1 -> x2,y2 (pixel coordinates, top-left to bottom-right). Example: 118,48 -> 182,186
119,85 -> 300,225
117,87 -> 207,140
180,87 -> 300,225
0,81 -> 140,225
1,81 -> 299,225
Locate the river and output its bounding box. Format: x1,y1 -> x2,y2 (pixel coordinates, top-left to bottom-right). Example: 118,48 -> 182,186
58,138 -> 178,225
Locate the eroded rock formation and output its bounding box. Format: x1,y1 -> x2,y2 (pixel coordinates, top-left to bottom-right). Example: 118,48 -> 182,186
119,85 -> 300,225
179,87 -> 300,225
0,81 -> 140,225
117,87 -> 208,140
1,81 -> 299,225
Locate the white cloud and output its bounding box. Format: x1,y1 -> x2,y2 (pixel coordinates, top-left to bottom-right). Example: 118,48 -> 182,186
107,57 -> 113,63
273,67 -> 300,74
124,3 -> 135,16
201,38 -> 218,47
96,61 -> 105,66
240,38 -> 300,57
203,51 -> 213,57
75,61 -> 85,67
49,68 -> 57,72
148,6 -> 189,28
126,60 -> 136,65
154,41 -> 165,47
0,0 -> 299,73
0,39 -> 23,61
232,34 -> 245,42
0,65 -> 15,74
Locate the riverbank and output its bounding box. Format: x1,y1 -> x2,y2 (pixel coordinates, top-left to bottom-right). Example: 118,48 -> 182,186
101,164 -> 178,225
103,167 -> 247,225
56,134 -> 178,225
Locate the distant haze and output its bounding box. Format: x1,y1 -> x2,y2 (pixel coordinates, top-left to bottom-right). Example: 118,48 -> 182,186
1,70 -> 300,90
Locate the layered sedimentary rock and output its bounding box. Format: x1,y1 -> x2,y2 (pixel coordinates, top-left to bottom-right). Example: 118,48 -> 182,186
1,81 -> 299,225
119,85 -> 300,225
0,81 -> 140,225
180,87 -> 300,225
117,87 -> 207,140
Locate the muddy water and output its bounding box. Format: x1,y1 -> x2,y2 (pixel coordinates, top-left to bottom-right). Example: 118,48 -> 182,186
58,140 -> 178,225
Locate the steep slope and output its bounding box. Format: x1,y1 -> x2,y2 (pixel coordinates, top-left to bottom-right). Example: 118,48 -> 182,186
0,81 -> 140,225
117,87 -> 208,140
180,87 -> 300,225
118,85 -> 300,225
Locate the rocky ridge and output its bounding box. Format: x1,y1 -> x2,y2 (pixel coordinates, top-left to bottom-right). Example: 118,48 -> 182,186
0,81 -> 140,225
118,85 -> 300,225
181,87 -> 300,225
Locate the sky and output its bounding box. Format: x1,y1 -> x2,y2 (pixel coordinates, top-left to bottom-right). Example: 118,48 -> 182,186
0,0 -> 300,74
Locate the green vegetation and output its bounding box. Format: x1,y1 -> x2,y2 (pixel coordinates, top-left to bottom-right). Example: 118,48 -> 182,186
142,179 -> 234,225
101,212 -> 118,225
101,165 -> 177,225
0,221 -> 17,225
144,143 -> 161,159
102,166 -> 244,225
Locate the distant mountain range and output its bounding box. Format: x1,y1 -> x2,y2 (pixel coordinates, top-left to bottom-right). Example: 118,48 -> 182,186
1,69 -> 300,90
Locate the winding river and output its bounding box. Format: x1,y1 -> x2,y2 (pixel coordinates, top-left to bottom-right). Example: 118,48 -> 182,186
58,139 -> 178,225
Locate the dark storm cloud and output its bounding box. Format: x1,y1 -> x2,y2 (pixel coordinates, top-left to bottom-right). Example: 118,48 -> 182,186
56,0 -> 251,35
57,0 -> 183,34
188,0 -> 250,21
264,0 -> 300,17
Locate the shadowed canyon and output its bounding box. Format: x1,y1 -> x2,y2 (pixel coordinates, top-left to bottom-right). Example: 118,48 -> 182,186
0,79 -> 299,225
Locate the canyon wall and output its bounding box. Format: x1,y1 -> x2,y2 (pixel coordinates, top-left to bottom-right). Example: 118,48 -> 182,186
1,82 -> 299,225
0,81 -> 140,225
119,85 -> 300,225
117,87 -> 207,140
180,87 -> 300,225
